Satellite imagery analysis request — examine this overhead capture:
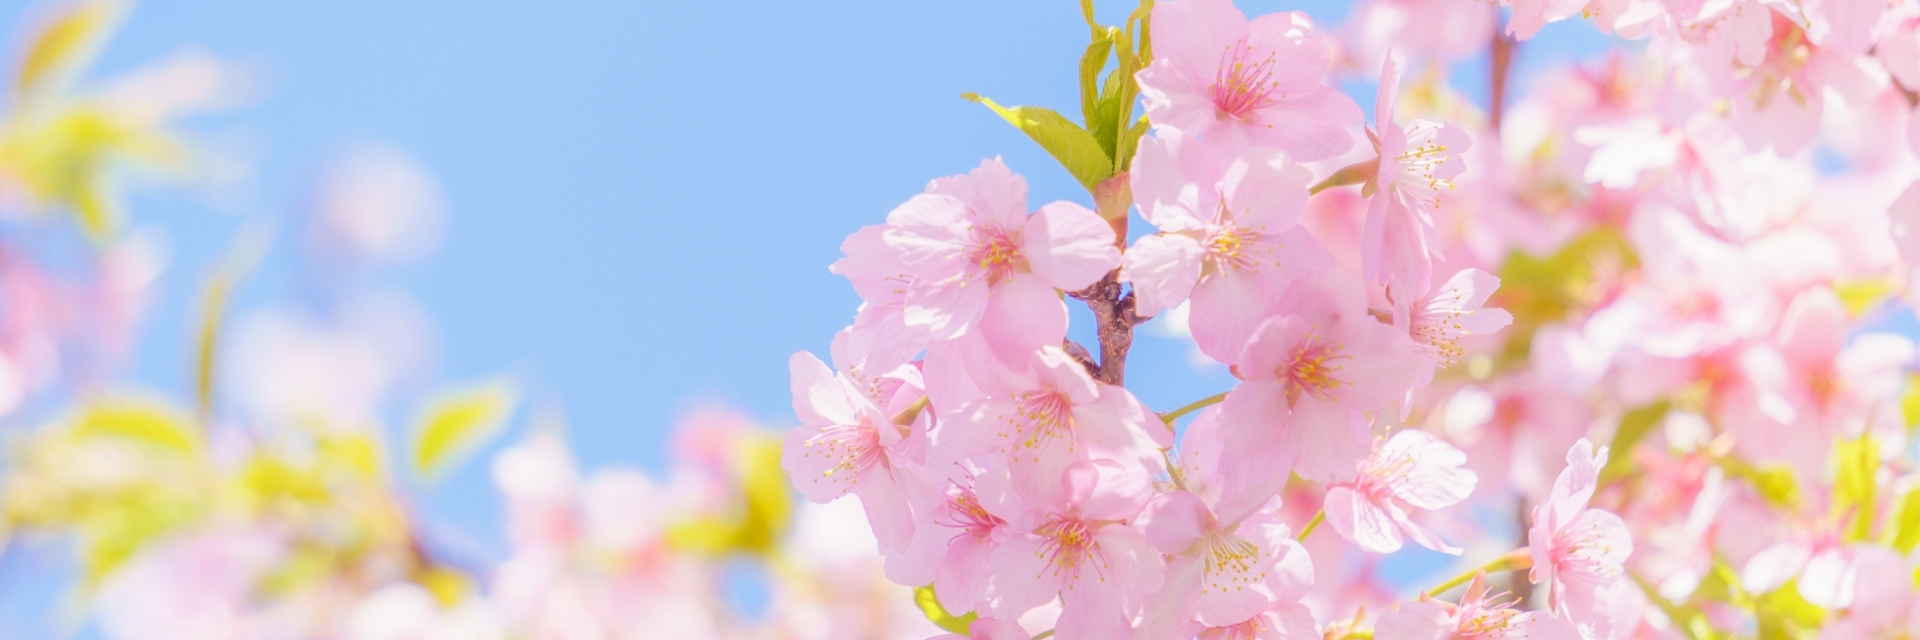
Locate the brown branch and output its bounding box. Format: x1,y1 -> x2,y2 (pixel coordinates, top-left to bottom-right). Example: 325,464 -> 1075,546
1511,496 -> 1537,605
1069,269 -> 1143,386
1490,22 -> 1517,130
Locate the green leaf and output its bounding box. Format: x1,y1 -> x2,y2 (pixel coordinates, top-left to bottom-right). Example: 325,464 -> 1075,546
1833,434 -> 1879,542
1885,488 -> 1920,553
1833,277 -> 1895,317
16,0 -> 117,98
664,431 -> 794,557
913,584 -> 978,634
1754,579 -> 1826,640
1901,373 -> 1920,433
411,379 -> 518,476
960,94 -> 1114,192
73,398 -> 200,455
1078,32 -> 1114,131
1116,115 -> 1148,173
1599,401 -> 1669,485
1717,455 -> 1801,510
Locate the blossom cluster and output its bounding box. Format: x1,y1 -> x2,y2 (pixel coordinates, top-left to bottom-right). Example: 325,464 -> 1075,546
785,0 -> 1920,639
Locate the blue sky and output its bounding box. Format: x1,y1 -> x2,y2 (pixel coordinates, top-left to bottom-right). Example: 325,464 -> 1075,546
0,1 -> 1620,636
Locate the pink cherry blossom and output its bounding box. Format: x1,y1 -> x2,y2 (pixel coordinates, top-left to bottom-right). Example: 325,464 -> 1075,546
885,158 -> 1120,364
1362,56 -> 1472,296
1136,0 -> 1361,161
1192,602 -> 1318,640
1528,439 -> 1632,636
781,350 -> 929,553
1395,269 -> 1514,370
1374,573 -> 1581,640
940,345 -> 1164,504
886,458 -> 1016,616
1123,128 -> 1333,365
1505,0 -> 1592,40
1324,429 -> 1477,554
1216,269 -> 1427,483
831,223 -> 929,378
1136,489 -> 1313,635
987,459 -> 1163,640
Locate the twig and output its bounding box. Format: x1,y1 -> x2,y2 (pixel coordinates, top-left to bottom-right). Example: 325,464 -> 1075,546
1069,269 -> 1142,386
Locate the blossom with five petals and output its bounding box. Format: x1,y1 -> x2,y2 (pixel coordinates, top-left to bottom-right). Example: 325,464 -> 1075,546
1324,429 -> 1477,554
1123,128 -> 1333,366
1135,0 -> 1361,161
780,351 -> 929,553
986,459 -> 1164,640
1216,269 -> 1426,483
885,158 -> 1120,364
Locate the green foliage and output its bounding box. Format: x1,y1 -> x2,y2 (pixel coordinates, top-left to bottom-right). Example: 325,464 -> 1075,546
1495,228 -> 1638,327
1832,434 -> 1878,542
665,433 -> 794,557
914,584 -> 978,634
1754,580 -> 1827,640
961,95 -> 1113,193
1884,487 -> 1920,554
410,379 -> 518,477
16,0 -> 116,98
71,398 -> 201,454
963,1 -> 1153,201
1599,401 -> 1669,486
1716,455 -> 1801,511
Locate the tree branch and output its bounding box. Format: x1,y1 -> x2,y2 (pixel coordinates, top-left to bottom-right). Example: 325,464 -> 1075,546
1070,269 -> 1141,386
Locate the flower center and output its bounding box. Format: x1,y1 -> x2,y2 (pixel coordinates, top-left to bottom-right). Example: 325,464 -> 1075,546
1411,288 -> 1477,367
1209,39 -> 1282,122
1391,124 -> 1456,210
966,223 -> 1023,287
1033,514 -> 1099,582
1012,389 -> 1076,452
1355,442 -> 1418,496
1553,517 -> 1625,581
801,417 -> 885,492
1454,593 -> 1525,639
1199,531 -> 1265,596
1283,330 -> 1350,404
940,486 -> 1004,544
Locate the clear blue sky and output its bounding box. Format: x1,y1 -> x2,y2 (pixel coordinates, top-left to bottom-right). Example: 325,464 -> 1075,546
0,1 -> 1618,637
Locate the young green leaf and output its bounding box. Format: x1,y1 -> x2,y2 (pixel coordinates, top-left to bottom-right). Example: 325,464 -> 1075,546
913,584 -> 978,634
960,94 -> 1114,193
1832,434 -> 1878,542
1884,487 -> 1920,553
411,379 -> 518,476
1599,401 -> 1669,485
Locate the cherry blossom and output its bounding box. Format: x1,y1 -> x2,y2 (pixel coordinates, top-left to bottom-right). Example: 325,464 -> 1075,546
1528,439 -> 1632,635
987,459 -> 1163,640
1374,573 -> 1580,640
1136,0 -> 1361,161
1135,488 -> 1314,635
1324,429 -> 1477,554
885,158 -> 1120,364
781,350 -> 929,553
1361,56 -> 1472,296
1123,127 -> 1333,364
1216,269 -> 1427,483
